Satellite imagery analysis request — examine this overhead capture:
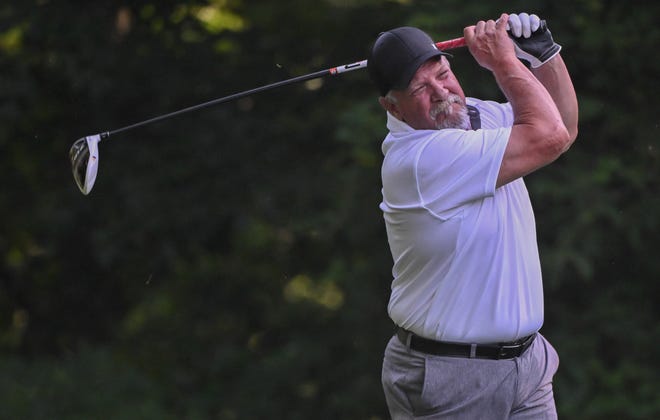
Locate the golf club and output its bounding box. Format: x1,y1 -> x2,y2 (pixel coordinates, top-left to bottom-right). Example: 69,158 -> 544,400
69,37 -> 466,195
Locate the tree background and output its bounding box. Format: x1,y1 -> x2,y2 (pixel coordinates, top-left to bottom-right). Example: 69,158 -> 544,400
1,0 -> 658,418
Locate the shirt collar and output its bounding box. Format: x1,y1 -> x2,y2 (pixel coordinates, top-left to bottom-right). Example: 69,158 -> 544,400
386,112 -> 414,133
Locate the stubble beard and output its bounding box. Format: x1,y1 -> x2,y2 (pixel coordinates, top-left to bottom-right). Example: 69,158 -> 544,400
429,94 -> 471,130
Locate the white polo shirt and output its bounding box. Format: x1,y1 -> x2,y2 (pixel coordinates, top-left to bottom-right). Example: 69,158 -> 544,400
380,98 -> 544,343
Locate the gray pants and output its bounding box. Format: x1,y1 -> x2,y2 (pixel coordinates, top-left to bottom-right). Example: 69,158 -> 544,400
382,333 -> 559,419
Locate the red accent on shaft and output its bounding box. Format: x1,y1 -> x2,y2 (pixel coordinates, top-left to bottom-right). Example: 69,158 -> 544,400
434,37 -> 466,51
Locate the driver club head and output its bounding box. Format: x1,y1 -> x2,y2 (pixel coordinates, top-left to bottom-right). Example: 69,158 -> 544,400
69,134 -> 100,195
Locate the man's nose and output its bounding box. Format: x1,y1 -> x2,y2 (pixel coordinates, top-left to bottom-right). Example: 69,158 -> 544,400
430,81 -> 450,101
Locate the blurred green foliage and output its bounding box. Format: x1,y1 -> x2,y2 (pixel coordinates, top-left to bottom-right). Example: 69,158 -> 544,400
0,0 -> 658,418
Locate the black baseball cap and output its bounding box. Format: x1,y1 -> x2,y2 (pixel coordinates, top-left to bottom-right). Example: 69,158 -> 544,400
368,27 -> 451,96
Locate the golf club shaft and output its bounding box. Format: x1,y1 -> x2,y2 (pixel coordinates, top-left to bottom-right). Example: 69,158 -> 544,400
105,68 -> 332,138
103,37 -> 466,138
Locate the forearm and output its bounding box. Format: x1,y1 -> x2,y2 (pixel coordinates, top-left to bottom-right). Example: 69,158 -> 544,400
531,54 -> 579,140
494,58 -> 564,132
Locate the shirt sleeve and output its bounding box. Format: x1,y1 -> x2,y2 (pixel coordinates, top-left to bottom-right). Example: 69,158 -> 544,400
415,127 -> 511,219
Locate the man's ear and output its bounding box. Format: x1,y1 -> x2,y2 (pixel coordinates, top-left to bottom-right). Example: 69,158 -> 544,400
379,96 -> 402,120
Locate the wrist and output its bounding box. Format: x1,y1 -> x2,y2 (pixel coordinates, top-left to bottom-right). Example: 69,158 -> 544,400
530,51 -> 561,73
534,43 -> 561,68
493,56 -> 529,76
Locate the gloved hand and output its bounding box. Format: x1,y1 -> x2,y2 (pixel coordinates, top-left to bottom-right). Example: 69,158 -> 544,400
506,13 -> 561,68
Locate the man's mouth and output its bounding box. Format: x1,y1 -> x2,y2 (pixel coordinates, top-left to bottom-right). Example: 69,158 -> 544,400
429,94 -> 471,130
429,95 -> 463,120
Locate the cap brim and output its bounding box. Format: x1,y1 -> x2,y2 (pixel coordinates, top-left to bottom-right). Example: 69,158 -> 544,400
391,50 -> 451,91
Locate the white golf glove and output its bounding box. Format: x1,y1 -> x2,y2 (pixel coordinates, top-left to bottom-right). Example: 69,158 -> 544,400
506,13 -> 562,68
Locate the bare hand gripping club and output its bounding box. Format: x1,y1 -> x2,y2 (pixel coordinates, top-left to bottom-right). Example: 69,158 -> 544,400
69,37 -> 466,195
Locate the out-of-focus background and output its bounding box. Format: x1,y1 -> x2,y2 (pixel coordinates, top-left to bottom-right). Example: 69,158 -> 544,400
1,1 -> 658,418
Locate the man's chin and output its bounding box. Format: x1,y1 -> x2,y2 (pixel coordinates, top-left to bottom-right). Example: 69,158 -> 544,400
435,116 -> 470,130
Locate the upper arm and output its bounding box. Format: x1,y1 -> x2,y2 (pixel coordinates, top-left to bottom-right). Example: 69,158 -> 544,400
497,121 -> 570,188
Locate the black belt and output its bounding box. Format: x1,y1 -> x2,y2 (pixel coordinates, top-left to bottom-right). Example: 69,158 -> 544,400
396,327 -> 536,360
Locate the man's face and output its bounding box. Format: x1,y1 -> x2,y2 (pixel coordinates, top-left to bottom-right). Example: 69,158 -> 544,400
382,56 -> 469,130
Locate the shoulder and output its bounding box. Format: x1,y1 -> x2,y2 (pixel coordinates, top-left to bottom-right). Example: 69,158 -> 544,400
416,128 -> 509,170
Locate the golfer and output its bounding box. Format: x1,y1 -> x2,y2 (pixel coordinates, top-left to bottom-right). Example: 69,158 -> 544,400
368,12 -> 578,419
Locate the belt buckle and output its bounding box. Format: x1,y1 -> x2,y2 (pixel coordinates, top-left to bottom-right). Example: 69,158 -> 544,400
496,343 -> 519,359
